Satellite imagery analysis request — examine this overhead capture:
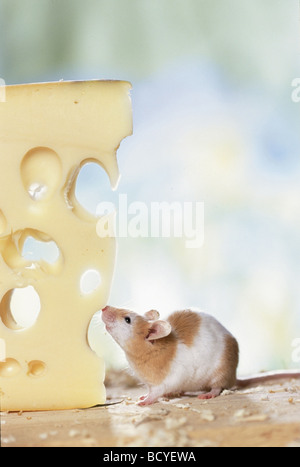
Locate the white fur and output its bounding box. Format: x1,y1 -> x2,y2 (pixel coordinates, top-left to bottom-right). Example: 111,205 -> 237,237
103,311 -> 137,349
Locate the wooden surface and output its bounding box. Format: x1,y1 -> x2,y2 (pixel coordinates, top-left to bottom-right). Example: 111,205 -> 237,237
1,375 -> 300,447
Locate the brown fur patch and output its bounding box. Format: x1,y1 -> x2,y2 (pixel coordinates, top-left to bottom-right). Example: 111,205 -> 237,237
212,334 -> 239,389
168,310 -> 202,347
124,316 -> 177,386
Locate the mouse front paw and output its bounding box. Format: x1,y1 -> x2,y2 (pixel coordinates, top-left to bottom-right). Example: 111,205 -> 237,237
139,394 -> 147,401
137,393 -> 157,406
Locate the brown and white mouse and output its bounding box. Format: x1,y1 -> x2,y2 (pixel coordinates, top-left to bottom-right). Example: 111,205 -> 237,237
102,306 -> 300,406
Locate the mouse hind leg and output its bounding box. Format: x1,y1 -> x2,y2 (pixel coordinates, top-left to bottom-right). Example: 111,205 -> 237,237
197,368 -> 236,399
199,334 -> 239,400
197,388 -> 222,400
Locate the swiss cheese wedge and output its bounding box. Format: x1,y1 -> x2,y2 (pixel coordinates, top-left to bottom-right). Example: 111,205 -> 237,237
0,80 -> 132,411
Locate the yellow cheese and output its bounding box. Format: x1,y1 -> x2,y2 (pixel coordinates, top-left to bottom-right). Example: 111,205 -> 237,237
0,80 -> 132,411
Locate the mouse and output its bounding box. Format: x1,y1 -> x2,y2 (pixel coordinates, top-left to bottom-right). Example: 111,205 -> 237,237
101,306 -> 300,406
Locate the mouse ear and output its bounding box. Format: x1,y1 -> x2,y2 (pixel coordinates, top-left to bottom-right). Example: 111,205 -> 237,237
144,309 -> 160,321
146,320 -> 172,341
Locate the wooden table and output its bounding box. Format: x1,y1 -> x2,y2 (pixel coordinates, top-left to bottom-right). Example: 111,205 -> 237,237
1,376 -> 300,447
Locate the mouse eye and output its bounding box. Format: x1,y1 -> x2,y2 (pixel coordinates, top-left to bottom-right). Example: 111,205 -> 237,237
124,316 -> 131,324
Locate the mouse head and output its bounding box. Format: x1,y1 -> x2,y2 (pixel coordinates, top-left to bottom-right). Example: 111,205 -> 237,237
102,306 -> 172,352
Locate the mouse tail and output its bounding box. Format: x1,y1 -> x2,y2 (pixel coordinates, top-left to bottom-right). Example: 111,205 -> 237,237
235,369 -> 300,388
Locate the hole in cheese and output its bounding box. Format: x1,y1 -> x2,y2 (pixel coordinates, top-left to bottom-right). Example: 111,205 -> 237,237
28,182 -> 48,201
21,147 -> 62,202
0,228 -> 63,275
22,235 -> 61,265
80,269 -> 102,295
0,358 -> 22,377
27,360 -> 47,377
64,161 -> 115,220
0,286 -> 41,330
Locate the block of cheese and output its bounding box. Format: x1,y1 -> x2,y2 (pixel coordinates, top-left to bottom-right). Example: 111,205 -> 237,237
0,80 -> 132,411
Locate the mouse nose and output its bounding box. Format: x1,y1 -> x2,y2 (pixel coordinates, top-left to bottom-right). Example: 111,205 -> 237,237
102,306 -> 116,323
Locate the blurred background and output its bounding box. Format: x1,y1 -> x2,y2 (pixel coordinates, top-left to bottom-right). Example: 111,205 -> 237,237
1,0 -> 300,374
